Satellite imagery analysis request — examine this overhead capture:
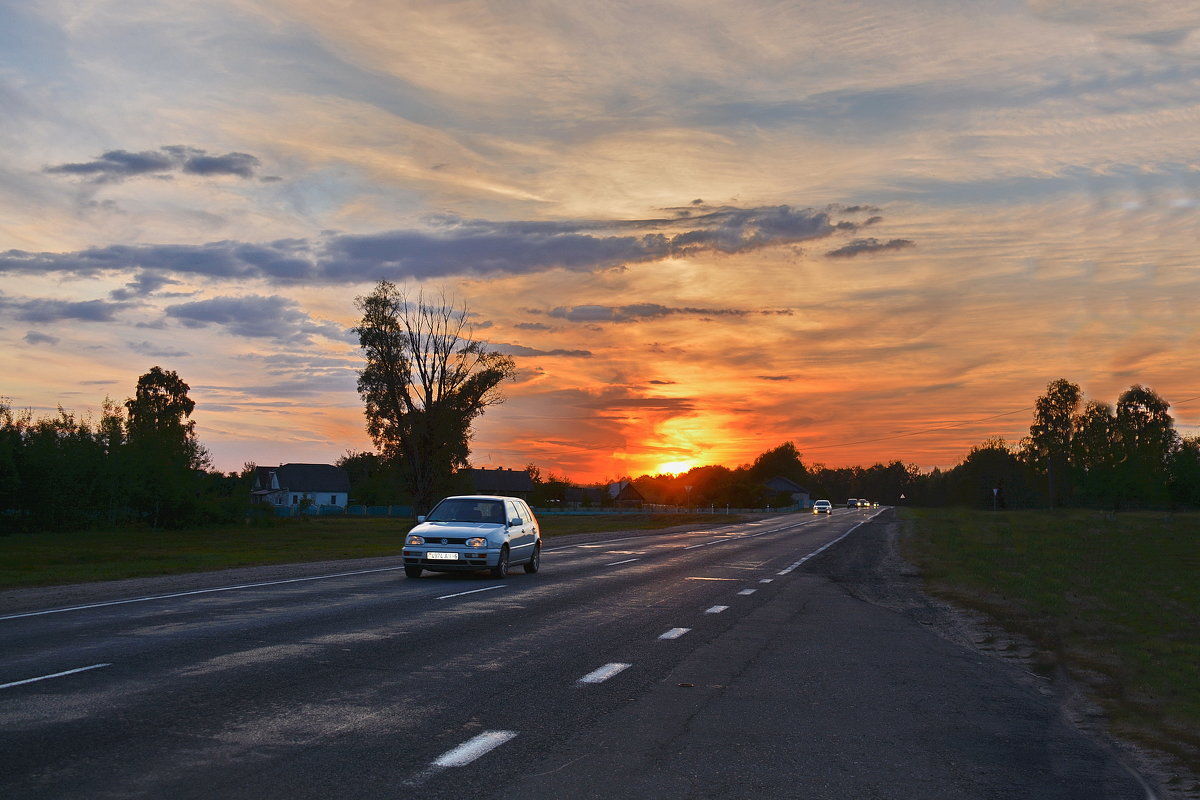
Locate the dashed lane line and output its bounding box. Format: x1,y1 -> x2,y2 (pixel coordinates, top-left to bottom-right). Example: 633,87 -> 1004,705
578,662 -> 632,684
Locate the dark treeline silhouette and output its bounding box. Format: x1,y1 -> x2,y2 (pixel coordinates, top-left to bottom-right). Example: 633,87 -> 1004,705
6,375 -> 1197,534
0,368 -> 249,532
527,381 -> 1200,512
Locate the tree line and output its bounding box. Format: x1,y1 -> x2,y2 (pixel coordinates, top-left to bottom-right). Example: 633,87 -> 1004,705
919,380 -> 1200,510
0,367 -> 248,532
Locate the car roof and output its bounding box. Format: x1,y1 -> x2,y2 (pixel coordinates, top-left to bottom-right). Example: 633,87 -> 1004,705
437,495 -> 526,502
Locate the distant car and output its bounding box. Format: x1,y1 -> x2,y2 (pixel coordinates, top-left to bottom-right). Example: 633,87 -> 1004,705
402,495 -> 541,578
813,500 -> 833,514
846,498 -> 858,509
858,499 -> 871,507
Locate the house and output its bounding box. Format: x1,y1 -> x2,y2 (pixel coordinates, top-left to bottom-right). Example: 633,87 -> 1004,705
763,476 -> 811,508
462,467 -> 535,499
608,480 -> 645,508
251,463 -> 351,510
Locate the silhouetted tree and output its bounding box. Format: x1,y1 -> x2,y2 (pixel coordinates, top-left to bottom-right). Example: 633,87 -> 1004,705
124,366 -> 209,527
1022,378 -> 1081,508
353,281 -> 516,514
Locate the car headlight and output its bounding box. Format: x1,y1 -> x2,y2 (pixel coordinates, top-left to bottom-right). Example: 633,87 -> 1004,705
466,537 -> 487,548
406,534 -> 425,545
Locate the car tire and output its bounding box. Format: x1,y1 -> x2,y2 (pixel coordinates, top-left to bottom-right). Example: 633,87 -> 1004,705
404,565 -> 422,578
490,545 -> 510,578
523,543 -> 541,574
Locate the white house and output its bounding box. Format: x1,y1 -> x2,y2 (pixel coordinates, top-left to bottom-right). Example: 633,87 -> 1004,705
251,464 -> 351,510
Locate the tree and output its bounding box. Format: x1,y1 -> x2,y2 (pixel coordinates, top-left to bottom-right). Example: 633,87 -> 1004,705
124,366 -> 209,527
353,281 -> 516,514
1072,400 -> 1119,507
1023,378 -> 1081,508
1114,384 -> 1177,506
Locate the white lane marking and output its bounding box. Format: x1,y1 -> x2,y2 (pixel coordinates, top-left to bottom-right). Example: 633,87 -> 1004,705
658,628 -> 691,640
578,662 -> 632,684
0,565 -> 411,622
682,521 -> 812,550
737,589 -> 756,596
759,578 -> 774,583
436,585 -> 505,600
605,558 -> 640,566
1,663 -> 111,690
686,576 -> 737,581
433,731 -> 518,767
778,514 -> 877,575
705,605 -> 729,614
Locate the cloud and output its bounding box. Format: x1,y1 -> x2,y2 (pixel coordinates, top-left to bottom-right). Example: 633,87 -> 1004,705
163,295 -> 350,344
128,340 -> 190,358
23,331 -> 59,345
495,343 -> 593,357
0,293 -> 131,322
44,146 -> 263,183
824,238 -> 915,258
0,205 -> 899,285
545,303 -> 793,323
110,271 -> 187,300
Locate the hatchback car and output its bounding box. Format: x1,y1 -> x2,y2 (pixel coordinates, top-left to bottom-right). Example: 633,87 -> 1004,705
402,495 -> 541,578
812,500 -> 833,514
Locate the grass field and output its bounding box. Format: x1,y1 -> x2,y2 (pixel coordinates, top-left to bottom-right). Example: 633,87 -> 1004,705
0,512 -> 741,590
901,508 -> 1200,784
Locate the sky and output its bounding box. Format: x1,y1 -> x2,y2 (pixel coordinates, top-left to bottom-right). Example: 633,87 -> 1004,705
2,0 -> 1200,483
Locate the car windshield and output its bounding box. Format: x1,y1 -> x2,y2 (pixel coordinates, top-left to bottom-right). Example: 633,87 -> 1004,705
426,499 -> 505,523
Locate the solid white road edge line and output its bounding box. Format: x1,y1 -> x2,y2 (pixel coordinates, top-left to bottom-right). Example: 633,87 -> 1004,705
0,565 -> 412,622
578,662 -> 632,684
1,663 -> 111,690
777,512 -> 881,576
433,731 -> 519,768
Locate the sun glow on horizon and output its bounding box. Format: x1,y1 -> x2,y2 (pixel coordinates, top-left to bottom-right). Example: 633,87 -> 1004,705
655,459 -> 698,476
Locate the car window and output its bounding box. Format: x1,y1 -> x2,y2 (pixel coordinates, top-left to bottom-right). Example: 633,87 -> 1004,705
426,499 -> 504,523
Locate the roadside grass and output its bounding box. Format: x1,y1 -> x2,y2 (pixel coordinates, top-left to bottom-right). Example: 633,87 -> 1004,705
901,507 -> 1200,783
0,512 -> 741,590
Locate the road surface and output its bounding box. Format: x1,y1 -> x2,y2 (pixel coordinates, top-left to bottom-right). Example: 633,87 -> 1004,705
0,508 -> 1151,798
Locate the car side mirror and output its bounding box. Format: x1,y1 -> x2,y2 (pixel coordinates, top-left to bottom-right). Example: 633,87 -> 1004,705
417,515 -> 426,523
508,518 -> 522,527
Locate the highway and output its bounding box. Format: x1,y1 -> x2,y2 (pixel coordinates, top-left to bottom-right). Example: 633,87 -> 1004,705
0,509 -> 1150,799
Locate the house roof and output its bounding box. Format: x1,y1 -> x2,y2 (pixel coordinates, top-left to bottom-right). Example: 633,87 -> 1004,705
764,476 -> 809,494
255,463 -> 351,493
464,467 -> 534,494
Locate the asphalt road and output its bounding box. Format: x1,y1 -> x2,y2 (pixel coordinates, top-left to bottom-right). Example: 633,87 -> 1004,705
0,509 -> 1151,799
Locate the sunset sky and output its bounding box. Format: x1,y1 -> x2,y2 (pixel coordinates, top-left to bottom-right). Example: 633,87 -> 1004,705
3,0 -> 1200,483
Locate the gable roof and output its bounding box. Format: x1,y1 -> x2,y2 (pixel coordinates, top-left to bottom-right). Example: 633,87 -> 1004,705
764,475 -> 809,494
464,467 -> 534,494
255,463 -> 351,493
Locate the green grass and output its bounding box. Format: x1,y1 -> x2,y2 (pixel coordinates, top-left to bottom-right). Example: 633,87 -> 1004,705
901,508 -> 1200,779
0,512 -> 740,590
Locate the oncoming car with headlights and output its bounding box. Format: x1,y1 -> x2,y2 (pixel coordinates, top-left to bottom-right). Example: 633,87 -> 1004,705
812,500 -> 833,514
402,495 -> 541,579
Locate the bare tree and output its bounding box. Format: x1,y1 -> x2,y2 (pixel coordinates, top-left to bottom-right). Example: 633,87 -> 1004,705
353,281 -> 516,514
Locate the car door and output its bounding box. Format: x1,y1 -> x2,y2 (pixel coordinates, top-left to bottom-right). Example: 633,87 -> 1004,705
504,500 -> 533,563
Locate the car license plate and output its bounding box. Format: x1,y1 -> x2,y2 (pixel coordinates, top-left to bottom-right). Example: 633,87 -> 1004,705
426,552 -> 458,560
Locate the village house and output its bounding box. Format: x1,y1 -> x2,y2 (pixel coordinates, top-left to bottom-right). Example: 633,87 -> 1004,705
251,463 -> 351,511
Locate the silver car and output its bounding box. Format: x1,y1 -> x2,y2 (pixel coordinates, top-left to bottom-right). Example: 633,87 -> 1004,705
403,495 -> 541,579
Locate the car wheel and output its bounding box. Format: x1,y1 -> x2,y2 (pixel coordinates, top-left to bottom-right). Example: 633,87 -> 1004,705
404,565 -> 422,578
490,545 -> 510,578
523,543 -> 541,574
